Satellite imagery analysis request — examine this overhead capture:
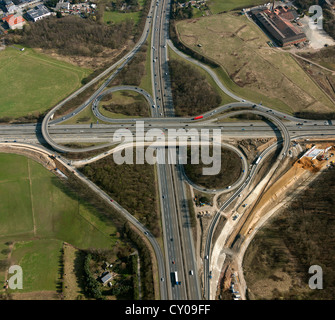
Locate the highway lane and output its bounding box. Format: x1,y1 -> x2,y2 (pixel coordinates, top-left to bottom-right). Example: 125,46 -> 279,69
2,122 -> 335,143
202,109 -> 291,300
151,0 -> 186,300
151,0 -> 202,300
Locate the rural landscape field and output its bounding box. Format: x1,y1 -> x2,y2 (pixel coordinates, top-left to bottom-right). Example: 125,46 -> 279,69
176,13 -> 335,115
0,47 -> 91,119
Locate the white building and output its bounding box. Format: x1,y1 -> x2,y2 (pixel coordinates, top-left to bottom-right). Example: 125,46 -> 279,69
26,4 -> 51,22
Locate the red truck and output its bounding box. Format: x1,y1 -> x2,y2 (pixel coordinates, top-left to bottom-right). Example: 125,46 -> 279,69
192,115 -> 203,120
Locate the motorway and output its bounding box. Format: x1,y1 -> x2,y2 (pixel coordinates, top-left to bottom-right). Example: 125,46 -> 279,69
150,0 -> 201,300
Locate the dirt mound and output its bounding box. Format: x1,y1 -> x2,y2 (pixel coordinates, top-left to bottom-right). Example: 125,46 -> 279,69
294,157 -> 320,172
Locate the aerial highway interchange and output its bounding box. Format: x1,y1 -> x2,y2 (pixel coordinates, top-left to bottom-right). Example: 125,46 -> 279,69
1,0 -> 335,301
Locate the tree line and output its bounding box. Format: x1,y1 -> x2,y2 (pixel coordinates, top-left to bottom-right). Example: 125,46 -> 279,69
79,154 -> 161,238
168,59 -> 222,116
8,15 -> 134,57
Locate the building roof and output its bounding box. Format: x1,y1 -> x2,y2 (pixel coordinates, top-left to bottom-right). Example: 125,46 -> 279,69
2,14 -> 25,27
27,4 -> 50,20
101,272 -> 112,283
254,8 -> 306,46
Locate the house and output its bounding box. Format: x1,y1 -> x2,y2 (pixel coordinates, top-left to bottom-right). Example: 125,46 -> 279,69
55,1 -> 70,11
100,272 -> 112,285
4,0 -> 18,13
16,0 -> 40,9
2,14 -> 25,29
26,4 -> 51,22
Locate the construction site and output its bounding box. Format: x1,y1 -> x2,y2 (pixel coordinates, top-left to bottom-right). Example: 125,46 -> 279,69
195,137 -> 335,300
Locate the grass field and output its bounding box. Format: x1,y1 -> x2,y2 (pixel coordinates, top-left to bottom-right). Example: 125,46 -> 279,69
99,90 -> 149,118
8,239 -> 63,293
104,10 -> 141,24
0,154 -> 118,247
0,47 -> 91,119
208,0 -> 265,13
104,0 -> 145,25
176,13 -> 335,115
0,153 -> 125,296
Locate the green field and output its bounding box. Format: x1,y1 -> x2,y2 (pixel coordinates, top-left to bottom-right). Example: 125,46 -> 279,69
208,0 -> 265,13
104,10 -> 141,24
176,13 -> 335,115
0,47 -> 91,119
0,154 -> 118,247
104,0 -> 145,24
9,239 -> 63,293
0,153 -> 122,294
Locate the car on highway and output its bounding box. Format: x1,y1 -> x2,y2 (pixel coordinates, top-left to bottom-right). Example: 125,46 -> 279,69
144,231 -> 148,235
172,260 -> 175,264
205,255 -> 208,260
190,270 -> 194,275
110,199 -> 113,202
161,277 -> 164,281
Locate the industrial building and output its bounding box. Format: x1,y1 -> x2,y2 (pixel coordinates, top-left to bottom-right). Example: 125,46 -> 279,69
250,3 -> 307,47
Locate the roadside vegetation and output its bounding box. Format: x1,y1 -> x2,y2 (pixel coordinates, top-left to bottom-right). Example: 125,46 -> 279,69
243,167 -> 335,300
183,147 -> 242,189
79,152 -> 161,238
100,90 -> 150,118
168,45 -> 236,106
108,42 -> 149,88
168,59 -> 222,116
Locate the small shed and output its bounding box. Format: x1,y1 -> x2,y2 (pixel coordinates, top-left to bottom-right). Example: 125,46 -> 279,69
100,272 -> 112,285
